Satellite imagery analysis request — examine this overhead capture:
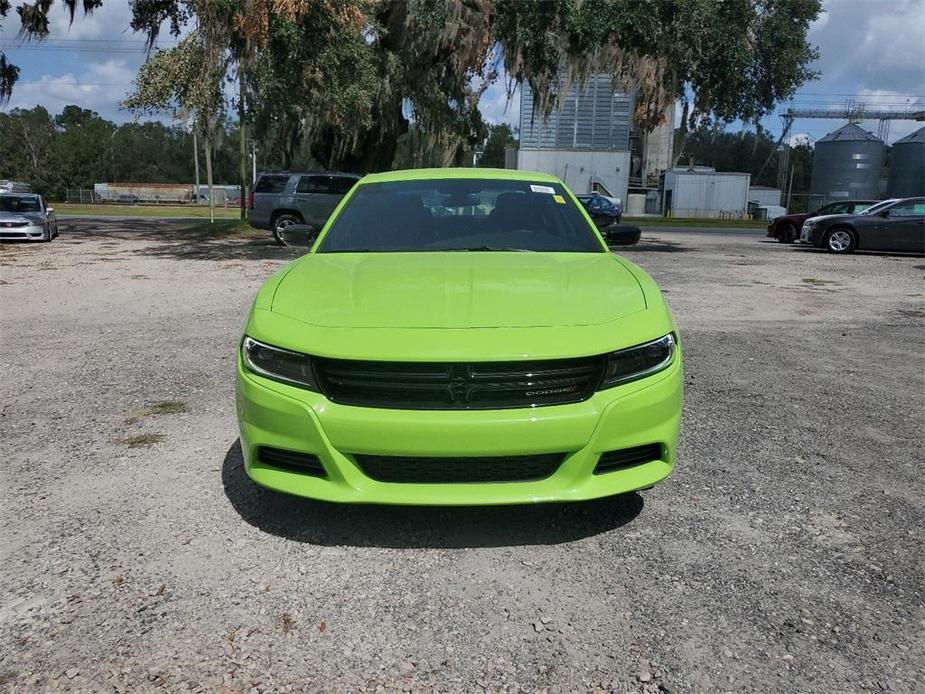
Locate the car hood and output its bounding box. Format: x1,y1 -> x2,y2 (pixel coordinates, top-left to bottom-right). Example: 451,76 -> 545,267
805,213 -> 862,225
270,252 -> 646,329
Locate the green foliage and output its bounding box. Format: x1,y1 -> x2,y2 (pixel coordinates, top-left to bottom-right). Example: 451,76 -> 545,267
679,124 -> 815,197
0,105 -> 246,198
479,123 -> 518,168
3,0 -> 823,173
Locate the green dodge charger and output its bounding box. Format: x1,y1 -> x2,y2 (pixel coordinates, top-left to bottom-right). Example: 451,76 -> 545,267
236,168 -> 682,505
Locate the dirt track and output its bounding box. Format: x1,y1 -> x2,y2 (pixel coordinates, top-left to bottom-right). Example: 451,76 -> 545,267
1,220 -> 923,692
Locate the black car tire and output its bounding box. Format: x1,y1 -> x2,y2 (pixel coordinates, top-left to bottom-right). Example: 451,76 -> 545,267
272,213 -> 303,245
824,227 -> 857,254
777,223 -> 796,243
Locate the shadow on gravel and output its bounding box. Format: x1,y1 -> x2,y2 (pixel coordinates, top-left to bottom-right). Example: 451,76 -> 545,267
221,440 -> 644,548
617,238 -> 688,253
59,218 -> 298,262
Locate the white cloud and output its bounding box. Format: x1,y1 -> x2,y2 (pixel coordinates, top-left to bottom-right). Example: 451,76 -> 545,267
479,81 -> 520,127
0,2 -> 136,41
3,59 -> 138,121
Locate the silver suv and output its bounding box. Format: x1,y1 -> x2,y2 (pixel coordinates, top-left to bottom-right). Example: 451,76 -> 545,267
248,171 -> 360,244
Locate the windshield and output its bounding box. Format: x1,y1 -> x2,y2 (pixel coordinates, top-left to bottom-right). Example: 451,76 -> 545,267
317,179 -> 604,253
0,195 -> 40,213
859,199 -> 896,215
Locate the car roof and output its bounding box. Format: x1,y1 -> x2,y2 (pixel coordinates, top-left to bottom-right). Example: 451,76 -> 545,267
0,192 -> 39,198
258,171 -> 359,178
358,167 -> 561,185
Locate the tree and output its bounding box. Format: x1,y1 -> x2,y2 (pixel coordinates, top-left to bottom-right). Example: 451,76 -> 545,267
479,123 -> 518,168
5,1 -> 822,172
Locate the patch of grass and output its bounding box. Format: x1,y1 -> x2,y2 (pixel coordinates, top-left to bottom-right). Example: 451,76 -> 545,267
125,400 -> 190,423
626,216 -> 766,228
178,219 -> 258,237
54,203 -> 239,219
122,433 -> 166,449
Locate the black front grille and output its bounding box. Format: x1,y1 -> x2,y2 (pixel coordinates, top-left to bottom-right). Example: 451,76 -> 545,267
354,453 -> 566,483
314,356 -> 604,410
594,444 -> 663,475
257,446 -> 327,477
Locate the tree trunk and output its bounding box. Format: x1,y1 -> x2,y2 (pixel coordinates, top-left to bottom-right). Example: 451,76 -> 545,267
204,133 -> 214,223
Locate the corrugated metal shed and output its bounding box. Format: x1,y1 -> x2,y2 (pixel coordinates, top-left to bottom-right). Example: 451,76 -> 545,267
887,125 -> 925,198
519,74 -> 632,152
662,170 -> 751,218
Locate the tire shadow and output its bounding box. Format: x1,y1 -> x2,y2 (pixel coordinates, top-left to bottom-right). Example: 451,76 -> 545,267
221,439 -> 644,548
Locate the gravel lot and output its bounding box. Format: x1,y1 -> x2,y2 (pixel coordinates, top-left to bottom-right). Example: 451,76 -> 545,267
1,219 -> 923,693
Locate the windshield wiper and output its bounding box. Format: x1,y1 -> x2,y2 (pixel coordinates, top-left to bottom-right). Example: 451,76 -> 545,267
445,246 -> 536,252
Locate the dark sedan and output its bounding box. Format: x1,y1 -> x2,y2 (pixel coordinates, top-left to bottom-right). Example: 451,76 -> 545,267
768,199 -> 876,243
800,197 -> 924,254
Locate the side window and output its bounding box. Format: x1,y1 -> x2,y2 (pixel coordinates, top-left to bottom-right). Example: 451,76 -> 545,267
255,175 -> 289,194
330,177 -> 357,195
889,202 -> 925,217
851,203 -> 873,213
297,175 -> 330,194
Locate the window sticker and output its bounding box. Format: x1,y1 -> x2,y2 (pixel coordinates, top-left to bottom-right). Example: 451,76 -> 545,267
552,194 -> 566,204
530,184 -> 555,194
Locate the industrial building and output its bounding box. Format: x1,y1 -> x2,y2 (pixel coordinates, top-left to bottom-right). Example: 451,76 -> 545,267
809,123 -> 886,207
887,126 -> 925,198
660,167 -> 751,218
516,73 -> 674,205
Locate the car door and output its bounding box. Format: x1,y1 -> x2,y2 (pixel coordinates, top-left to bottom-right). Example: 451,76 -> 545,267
882,201 -> 925,251
294,175 -> 356,228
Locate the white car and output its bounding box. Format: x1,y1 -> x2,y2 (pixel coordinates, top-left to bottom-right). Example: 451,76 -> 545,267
0,194 -> 59,242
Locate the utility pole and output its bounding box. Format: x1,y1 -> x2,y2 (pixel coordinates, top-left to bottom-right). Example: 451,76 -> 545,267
238,68 -> 247,221
204,131 -> 214,224
786,164 -> 796,211
192,129 -> 201,205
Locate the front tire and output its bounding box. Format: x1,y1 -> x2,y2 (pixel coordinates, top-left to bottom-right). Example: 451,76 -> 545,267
776,223 -> 796,243
825,227 -> 856,254
272,213 -> 302,245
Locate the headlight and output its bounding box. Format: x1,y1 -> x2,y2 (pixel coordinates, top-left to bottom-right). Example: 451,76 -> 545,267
241,337 -> 319,390
599,334 -> 676,389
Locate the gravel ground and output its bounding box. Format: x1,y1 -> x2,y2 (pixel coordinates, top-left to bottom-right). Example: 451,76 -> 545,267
1,220 -> 923,693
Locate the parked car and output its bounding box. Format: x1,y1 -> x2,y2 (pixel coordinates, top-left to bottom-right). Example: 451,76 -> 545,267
576,193 -> 623,225
800,197 -> 925,254
248,171 -> 360,244
0,193 -> 58,242
768,199 -> 876,243
236,169 -> 682,505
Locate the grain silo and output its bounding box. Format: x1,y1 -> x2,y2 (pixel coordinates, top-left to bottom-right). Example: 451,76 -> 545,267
887,126 -> 925,198
810,123 -> 886,204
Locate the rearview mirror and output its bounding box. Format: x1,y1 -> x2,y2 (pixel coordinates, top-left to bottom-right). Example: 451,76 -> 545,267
602,223 -> 641,246
280,224 -> 318,248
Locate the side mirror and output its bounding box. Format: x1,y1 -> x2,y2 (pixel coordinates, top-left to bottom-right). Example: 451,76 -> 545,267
279,224 -> 318,248
602,223 -> 641,246
45,207 -> 54,214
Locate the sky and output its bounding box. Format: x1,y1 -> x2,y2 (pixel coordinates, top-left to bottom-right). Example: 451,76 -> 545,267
1,0 -> 923,144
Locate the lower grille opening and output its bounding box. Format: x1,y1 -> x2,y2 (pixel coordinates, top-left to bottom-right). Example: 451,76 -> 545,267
257,446 -> 327,477
594,443 -> 663,475
354,453 -> 566,484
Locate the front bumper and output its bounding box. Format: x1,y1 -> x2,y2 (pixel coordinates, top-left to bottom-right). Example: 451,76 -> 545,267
235,351 -> 683,505
0,223 -> 45,240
